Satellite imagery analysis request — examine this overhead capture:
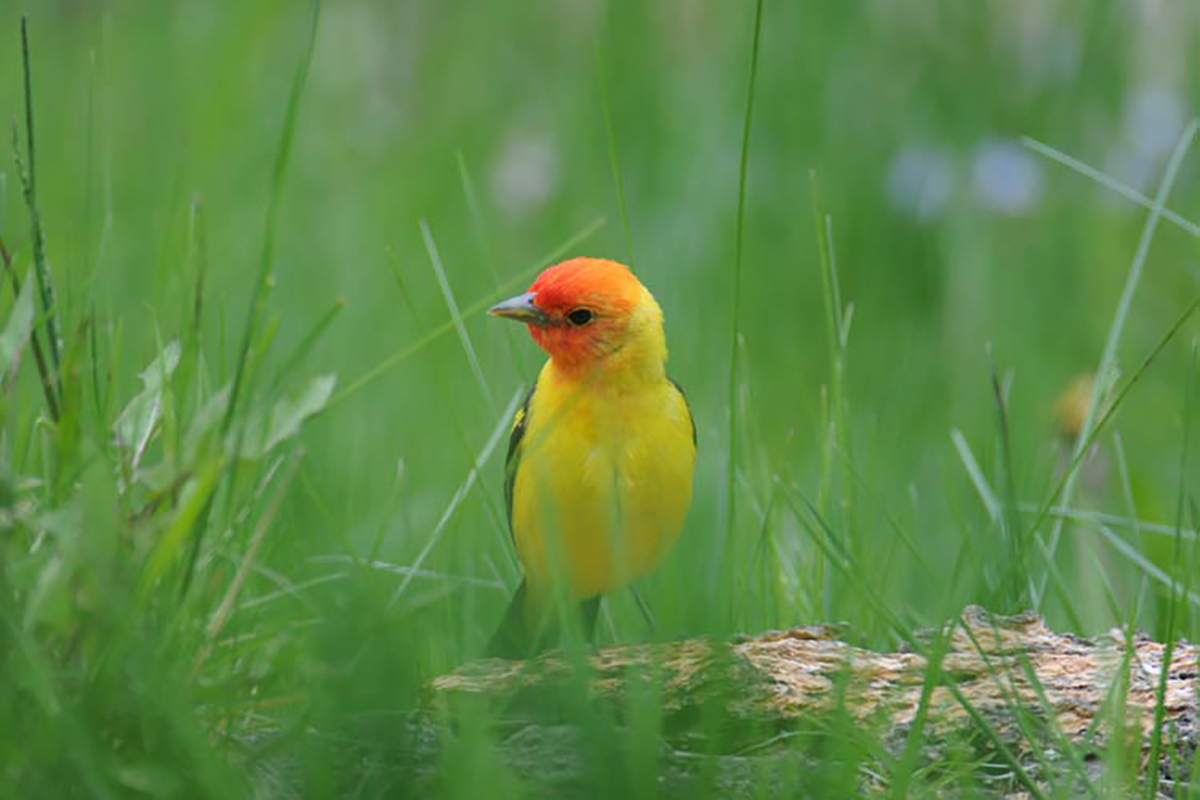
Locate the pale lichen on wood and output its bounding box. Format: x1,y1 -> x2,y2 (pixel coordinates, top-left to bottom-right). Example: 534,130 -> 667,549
430,606 -> 1200,794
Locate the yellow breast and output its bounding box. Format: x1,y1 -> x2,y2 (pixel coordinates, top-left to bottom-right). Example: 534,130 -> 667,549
511,361 -> 695,599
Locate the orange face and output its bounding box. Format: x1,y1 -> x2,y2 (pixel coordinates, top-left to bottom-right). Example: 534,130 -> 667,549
489,258 -> 644,372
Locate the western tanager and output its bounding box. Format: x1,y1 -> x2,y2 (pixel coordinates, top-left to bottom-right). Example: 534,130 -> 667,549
486,257 -> 695,656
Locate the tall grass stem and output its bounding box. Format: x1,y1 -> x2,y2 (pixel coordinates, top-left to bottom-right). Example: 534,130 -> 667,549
725,0 -> 764,572
221,0 -> 322,435
18,17 -> 63,417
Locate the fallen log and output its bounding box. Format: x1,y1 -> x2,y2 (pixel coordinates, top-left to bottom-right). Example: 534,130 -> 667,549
429,606 -> 1200,796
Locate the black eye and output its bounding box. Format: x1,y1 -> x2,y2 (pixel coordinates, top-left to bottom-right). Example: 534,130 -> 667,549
566,308 -> 593,326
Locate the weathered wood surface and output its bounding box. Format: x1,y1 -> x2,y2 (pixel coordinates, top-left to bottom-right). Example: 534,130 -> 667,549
430,606 -> 1200,796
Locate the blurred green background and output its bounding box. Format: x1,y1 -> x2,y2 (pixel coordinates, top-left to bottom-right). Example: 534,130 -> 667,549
2,0 -> 1200,796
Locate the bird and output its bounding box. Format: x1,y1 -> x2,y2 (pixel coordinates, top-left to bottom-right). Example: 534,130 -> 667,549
485,257 -> 695,657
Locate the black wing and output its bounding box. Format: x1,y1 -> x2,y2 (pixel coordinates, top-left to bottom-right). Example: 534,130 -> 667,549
668,376 -> 697,448
504,382 -> 537,536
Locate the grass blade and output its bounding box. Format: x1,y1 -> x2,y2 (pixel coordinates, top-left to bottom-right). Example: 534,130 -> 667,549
328,215 -> 604,409
988,347 -> 1028,609
136,457 -> 225,605
1024,505 -> 1196,542
221,0 -> 322,435
1022,135 -> 1200,237
725,0 -> 765,569
951,428 -> 1000,520
420,219 -> 495,411
17,17 -> 63,415
0,238 -> 58,421
1027,294 -> 1200,545
777,482 -> 1048,798
195,452 -> 302,673
1037,120 -> 1199,599
1090,523 -> 1200,607
308,555 -> 505,590
594,41 -> 634,267
454,151 -> 525,373
1146,344 -> 1197,799
0,271 -> 35,382
180,0 -> 321,600
386,387 -> 522,609
268,296 -> 344,394
952,429 -> 1082,629
812,179 -> 854,609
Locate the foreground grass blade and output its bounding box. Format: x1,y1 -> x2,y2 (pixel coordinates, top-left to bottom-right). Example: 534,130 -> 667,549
136,457 -> 224,604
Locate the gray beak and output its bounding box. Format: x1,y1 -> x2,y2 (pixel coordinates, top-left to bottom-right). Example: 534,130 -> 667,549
487,292 -> 549,325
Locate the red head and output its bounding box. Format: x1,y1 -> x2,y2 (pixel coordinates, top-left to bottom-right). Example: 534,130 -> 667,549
489,257 -> 662,375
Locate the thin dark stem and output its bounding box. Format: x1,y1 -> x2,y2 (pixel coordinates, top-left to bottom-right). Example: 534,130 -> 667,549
19,17 -> 63,413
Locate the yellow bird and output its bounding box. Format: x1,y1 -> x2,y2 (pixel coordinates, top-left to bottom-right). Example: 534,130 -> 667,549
486,257 -> 695,656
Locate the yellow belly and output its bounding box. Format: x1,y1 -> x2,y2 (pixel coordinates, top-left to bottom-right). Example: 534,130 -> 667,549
511,366 -> 695,599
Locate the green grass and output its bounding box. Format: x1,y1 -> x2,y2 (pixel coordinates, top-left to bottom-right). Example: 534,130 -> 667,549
2,1 -> 1200,797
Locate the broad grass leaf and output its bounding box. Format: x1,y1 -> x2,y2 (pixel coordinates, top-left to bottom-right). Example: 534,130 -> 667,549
113,341 -> 181,469
239,373 -> 335,460
132,386 -> 230,491
0,271 -> 35,381
23,504 -> 84,633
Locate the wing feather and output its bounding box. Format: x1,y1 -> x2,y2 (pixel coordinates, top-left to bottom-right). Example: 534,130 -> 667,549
504,382 -> 537,536
667,376 -> 697,448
